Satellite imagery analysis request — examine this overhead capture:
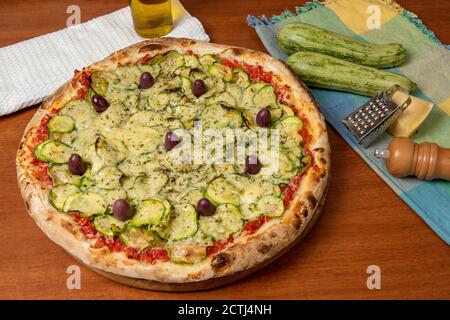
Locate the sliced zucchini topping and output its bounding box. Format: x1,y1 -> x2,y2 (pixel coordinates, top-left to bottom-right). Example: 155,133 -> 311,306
199,204 -> 243,241
47,115 -> 75,133
93,215 -> 125,237
233,68 -> 250,88
206,177 -> 240,206
94,166 -> 122,190
63,192 -> 107,217
257,195 -> 284,217
276,116 -> 304,150
130,198 -> 167,227
199,54 -> 219,66
168,203 -> 198,241
39,50 -> 307,263
48,164 -> 82,186
119,225 -> 158,251
35,140 -> 71,164
49,184 -> 80,211
200,104 -> 242,129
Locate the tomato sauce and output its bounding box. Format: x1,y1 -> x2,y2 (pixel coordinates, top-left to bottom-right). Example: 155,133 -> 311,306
73,70 -> 91,100
205,216 -> 274,257
74,215 -> 169,264
29,111 -> 62,186
244,216 -> 272,234
140,54 -> 151,63
207,237 -> 234,256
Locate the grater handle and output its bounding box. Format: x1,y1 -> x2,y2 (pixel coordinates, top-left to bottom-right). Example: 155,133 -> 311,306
388,85 -> 412,111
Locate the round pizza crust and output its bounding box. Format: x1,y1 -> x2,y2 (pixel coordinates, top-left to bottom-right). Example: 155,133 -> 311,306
16,38 -> 330,291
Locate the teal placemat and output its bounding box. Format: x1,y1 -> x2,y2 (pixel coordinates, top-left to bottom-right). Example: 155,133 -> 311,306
248,0 -> 450,244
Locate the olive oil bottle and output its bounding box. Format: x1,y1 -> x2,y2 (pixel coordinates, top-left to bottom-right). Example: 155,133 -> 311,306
130,0 -> 173,38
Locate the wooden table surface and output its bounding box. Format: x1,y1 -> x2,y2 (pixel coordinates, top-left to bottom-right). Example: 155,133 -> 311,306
0,0 -> 449,300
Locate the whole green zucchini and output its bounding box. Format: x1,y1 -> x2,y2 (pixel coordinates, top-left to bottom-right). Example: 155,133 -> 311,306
286,51 -> 416,97
278,23 -> 406,68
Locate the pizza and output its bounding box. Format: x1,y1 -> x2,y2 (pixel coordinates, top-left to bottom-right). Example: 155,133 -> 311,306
16,38 -> 330,290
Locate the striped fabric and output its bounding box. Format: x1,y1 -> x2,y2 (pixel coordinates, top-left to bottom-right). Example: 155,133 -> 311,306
0,0 -> 209,116
248,0 -> 450,243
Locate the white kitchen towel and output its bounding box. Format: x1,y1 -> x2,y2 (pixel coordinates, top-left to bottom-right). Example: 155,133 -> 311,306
0,0 -> 209,117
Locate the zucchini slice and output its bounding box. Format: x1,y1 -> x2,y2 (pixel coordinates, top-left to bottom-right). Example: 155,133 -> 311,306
91,71 -> 118,96
150,196 -> 172,216
205,92 -> 237,108
47,115 -> 75,133
93,215 -> 125,237
200,104 -> 242,129
49,184 -> 80,211
63,192 -> 107,217
279,103 -> 295,118
275,116 -> 304,149
166,241 -> 207,264
126,110 -> 161,128
208,63 -> 233,82
113,65 -> 141,89
119,225 -> 158,251
95,137 -> 125,163
252,85 -> 277,109
172,104 -> 197,129
239,179 -> 268,204
97,102 -> 129,128
94,166 -> 122,190
180,189 -> 205,206
48,130 -> 78,146
128,171 -> 168,202
130,198 -> 167,227
179,76 -> 195,100
206,177 -> 240,206
258,149 -> 300,183
232,68 -> 250,88
92,187 -> 127,213
79,170 -> 95,191
147,91 -> 170,110
138,63 -> 158,78
203,76 -> 226,98
184,54 -> 200,69
117,153 -> 159,177
226,83 -> 243,103
256,195 -> 284,217
166,232 -> 211,264
199,54 -> 219,66
158,50 -> 185,75
34,140 -> 71,164
168,203 -> 198,241
48,164 -> 81,186
123,125 -> 161,155
241,82 -> 267,110
71,129 -> 98,159
60,100 -> 97,129
199,204 -> 243,240
174,66 -> 191,78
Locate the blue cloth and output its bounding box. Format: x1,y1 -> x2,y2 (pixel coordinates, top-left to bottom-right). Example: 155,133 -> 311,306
248,1 -> 450,244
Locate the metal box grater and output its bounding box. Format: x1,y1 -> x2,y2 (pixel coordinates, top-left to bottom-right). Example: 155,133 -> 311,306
342,85 -> 411,147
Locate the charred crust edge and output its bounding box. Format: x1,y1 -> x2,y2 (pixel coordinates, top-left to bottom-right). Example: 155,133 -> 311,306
257,243 -> 271,254
306,193 -> 317,209
138,43 -> 166,53
211,252 -> 231,272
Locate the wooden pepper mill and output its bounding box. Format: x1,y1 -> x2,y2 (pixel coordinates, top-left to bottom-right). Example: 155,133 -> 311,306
374,137 -> 450,181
